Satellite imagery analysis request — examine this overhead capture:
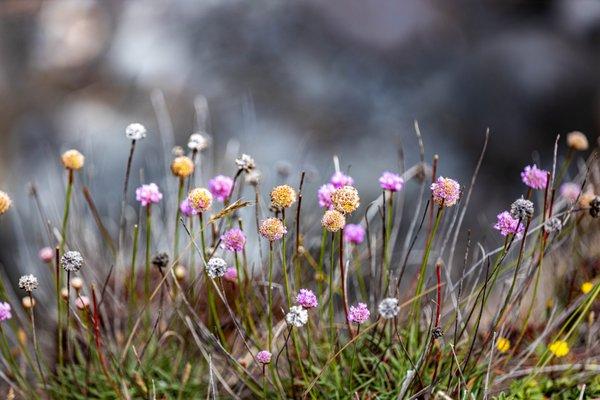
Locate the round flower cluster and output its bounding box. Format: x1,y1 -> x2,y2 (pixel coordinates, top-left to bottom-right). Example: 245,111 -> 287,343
510,198 -> 534,220
235,154 -> 256,172
379,172 -> 404,192
256,350 -> 272,364
496,337 -> 510,353
321,209 -> 346,232
220,228 -> 246,252
543,217 -> 562,233
0,191 -> 11,215
581,281 -> 593,294
317,184 -> 335,209
39,247 -> 54,263
566,131 -> 588,151
548,340 -> 569,357
521,165 -> 548,190
136,183 -> 163,207
0,302 -> 12,322
125,123 -> 147,140
152,252 -> 170,269
343,224 -> 365,244
61,149 -> 85,170
205,257 -> 228,279
270,185 -> 297,209
171,156 -> 195,178
430,177 -> 460,207
188,132 -> 209,151
208,175 -> 234,202
348,302 -> 370,324
296,289 -> 318,309
494,211 -> 524,238
378,298 -> 399,319
331,186 -> 360,214
223,267 -> 238,283
259,218 -> 287,241
285,305 -> 308,327
188,188 -> 213,212
61,251 -> 84,272
179,199 -> 198,217
19,274 -> 39,292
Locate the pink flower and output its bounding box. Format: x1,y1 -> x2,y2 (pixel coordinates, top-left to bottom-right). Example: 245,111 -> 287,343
521,165 -> 548,190
38,247 -> 54,263
494,211 -> 524,238
0,302 -> 12,322
135,183 -> 163,207
318,184 -> 335,209
430,177 -> 460,207
75,296 -> 90,310
330,172 -> 354,189
296,289 -> 318,309
343,224 -> 365,244
220,228 -> 246,252
208,175 -> 234,202
379,172 -> 404,192
256,350 -> 272,364
180,198 -> 198,217
223,267 -> 238,283
560,182 -> 580,203
348,302 -> 370,324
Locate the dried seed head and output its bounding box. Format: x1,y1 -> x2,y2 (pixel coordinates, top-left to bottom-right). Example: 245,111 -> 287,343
431,177 -> 460,207
378,298 -> 399,319
285,305 -> 308,327
125,123 -> 147,140
510,198 -> 534,220
331,185 -> 360,214
259,218 -> 287,241
188,132 -> 209,151
0,191 -> 11,215
566,131 -> 589,151
432,327 -> 443,339
543,217 -> 562,233
206,257 -> 227,279
590,196 -> 600,218
152,252 -> 169,269
171,156 -> 195,178
270,185 -> 297,209
61,149 -> 85,170
245,170 -> 261,186
61,251 -> 84,272
18,274 -> 39,292
321,210 -> 346,232
188,188 -> 213,212
235,154 -> 256,172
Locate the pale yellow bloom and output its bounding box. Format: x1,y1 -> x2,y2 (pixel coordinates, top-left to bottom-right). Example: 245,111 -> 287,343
331,185 -> 360,214
61,149 -> 85,170
270,185 -> 297,209
188,188 -> 213,212
259,218 -> 287,241
171,156 -> 195,178
321,210 -> 346,232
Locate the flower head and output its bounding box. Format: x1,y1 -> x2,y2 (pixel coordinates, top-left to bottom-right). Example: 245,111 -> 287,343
188,188 -> 213,212
566,131 -> 588,151
521,165 -> 548,190
259,218 -> 287,241
510,198 -> 534,220
496,337 -> 510,353
208,175 -> 234,202
136,183 -> 163,207
296,289 -> 318,309
256,350 -> 272,364
378,298 -> 399,319
581,281 -> 593,294
431,177 -> 460,207
206,257 -> 228,279
379,172 -> 404,192
70,277 -> 83,291
188,132 -> 209,151
330,172 -> 354,189
494,211 -> 524,238
590,196 -> 600,218
22,297 -> 35,309
349,303 -> 370,324
0,191 -> 11,215
220,228 -> 246,252
235,154 -> 256,172
151,252 -> 169,269
343,224 -> 365,245
179,198 -> 198,217
245,170 -> 261,186
543,217 -> 562,233
285,305 -> 308,327
0,302 -> 12,322
224,267 -> 238,283
61,149 -> 85,170
38,247 -> 54,263
548,340 -> 569,357
560,182 -> 580,203
270,185 -> 297,209
18,274 -> 39,292
75,296 -> 90,310
125,123 -> 147,140
317,184 -> 335,209
331,186 -> 360,214
61,251 -> 83,272
321,210 -> 346,232
174,265 -> 187,281
171,156 -> 195,178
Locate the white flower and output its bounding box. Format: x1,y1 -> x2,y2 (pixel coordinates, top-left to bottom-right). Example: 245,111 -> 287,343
206,257 -> 227,279
188,132 -> 209,151
125,123 -> 147,140
235,154 -> 256,172
285,305 -> 308,327
61,251 -> 84,272
19,274 -> 39,292
378,298 -> 399,319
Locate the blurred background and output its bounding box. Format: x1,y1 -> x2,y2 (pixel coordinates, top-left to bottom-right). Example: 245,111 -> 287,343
1,0 -> 599,273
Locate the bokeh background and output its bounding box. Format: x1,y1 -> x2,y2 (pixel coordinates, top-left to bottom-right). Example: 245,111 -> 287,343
1,0 -> 599,273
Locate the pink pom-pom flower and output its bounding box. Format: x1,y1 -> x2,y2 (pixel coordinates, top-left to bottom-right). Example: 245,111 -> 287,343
135,183 -> 163,207
521,165 -> 548,190
343,224 -> 365,244
296,289 -> 318,309
38,247 -> 54,263
330,172 -> 354,189
379,172 -> 404,192
0,302 -> 12,322
220,228 -> 246,252
494,211 -> 524,238
208,175 -> 234,202
256,350 -> 272,364
180,198 -> 198,217
223,267 -> 238,283
318,184 -> 336,209
348,302 -> 370,324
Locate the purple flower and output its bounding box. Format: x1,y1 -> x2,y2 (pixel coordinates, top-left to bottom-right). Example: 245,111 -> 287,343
431,177 -> 460,207
220,228 -> 246,252
560,182 -> 580,203
208,175 -> 234,202
256,350 -> 272,364
38,247 -> 54,263
180,198 -> 198,217
0,302 -> 11,322
318,184 -> 336,209
521,165 -> 548,190
379,172 -> 404,192
343,224 -> 365,244
296,289 -> 318,309
348,302 -> 370,324
494,211 -> 524,238
223,267 -> 238,283
135,183 -> 163,207
330,172 -> 354,189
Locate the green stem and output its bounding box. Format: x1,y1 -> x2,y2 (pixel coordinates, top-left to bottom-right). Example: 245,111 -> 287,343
174,178 -> 185,261
129,224 -> 139,325
59,169 -> 74,253
268,242 -> 274,350
144,204 -> 152,301
281,211 -> 291,307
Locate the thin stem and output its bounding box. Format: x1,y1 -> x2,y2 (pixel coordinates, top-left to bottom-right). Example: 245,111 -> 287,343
144,204 -> 152,301
268,241 -> 274,350
59,169 -> 74,253
173,177 -> 185,260
29,293 -> 47,389
339,229 -> 352,338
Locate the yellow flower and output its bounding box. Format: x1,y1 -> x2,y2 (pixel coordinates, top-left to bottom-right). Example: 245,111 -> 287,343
331,185 -> 360,214
171,156 -> 195,178
496,337 -> 510,353
566,131 -> 589,151
259,218 -> 287,241
270,185 -> 297,209
321,210 -> 346,232
548,340 -> 569,357
581,281 -> 593,294
0,191 -> 12,215
61,149 -> 85,170
188,188 -> 213,212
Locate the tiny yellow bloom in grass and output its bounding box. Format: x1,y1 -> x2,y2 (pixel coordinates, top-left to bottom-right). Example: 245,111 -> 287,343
0,191 -> 12,215
548,340 -> 569,357
259,217 -> 287,241
270,185 -> 297,209
331,185 -> 360,214
61,149 -> 85,170
581,281 -> 593,294
188,188 -> 213,212
496,337 -> 510,353
566,131 -> 589,151
171,156 -> 195,178
321,209 -> 346,232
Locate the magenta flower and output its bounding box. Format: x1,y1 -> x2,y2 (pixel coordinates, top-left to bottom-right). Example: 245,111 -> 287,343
256,350 -> 272,364
330,171 -> 354,189
431,177 -> 460,207
180,198 -> 198,217
135,183 -> 163,207
223,267 -> 238,283
521,165 -> 548,190
560,182 -> 580,203
296,289 -> 318,309
379,172 -> 404,192
318,184 -> 336,209
494,211 -> 524,238
208,175 -> 234,202
38,247 -> 54,263
344,224 -> 365,244
220,228 -> 246,252
0,302 -> 12,322
348,302 -> 370,324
